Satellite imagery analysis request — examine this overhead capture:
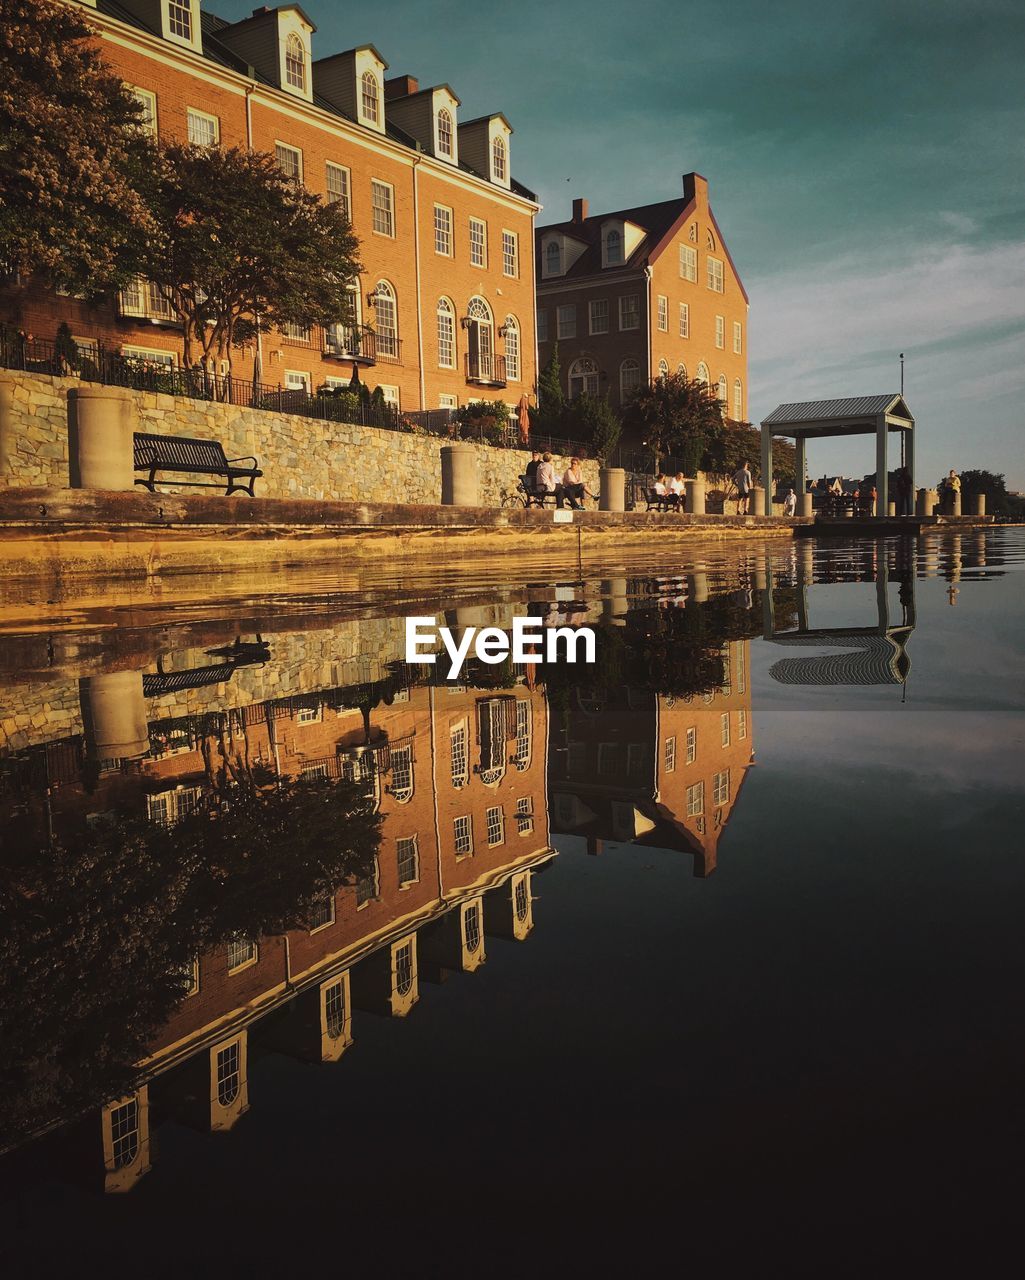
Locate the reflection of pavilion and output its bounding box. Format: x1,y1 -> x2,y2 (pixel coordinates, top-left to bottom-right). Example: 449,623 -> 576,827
763,546 -> 916,687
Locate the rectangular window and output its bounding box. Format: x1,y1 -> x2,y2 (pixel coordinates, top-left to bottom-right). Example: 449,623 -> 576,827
295,704 -> 321,723
715,315 -> 725,348
439,393 -> 458,409
737,643 -> 747,694
285,370 -> 311,392
227,938 -> 258,972
589,299 -> 609,335
657,295 -> 668,332
713,769 -> 731,806
122,344 -> 176,368
619,295 -> 639,330
686,781 -> 704,817
537,311 -> 548,343
300,762 -> 329,780
513,699 -> 531,768
721,711 -> 731,747
324,978 -> 346,1038
502,230 -> 519,277
187,108 -> 219,147
451,723 -> 468,787
168,0 -> 193,42
679,245 -> 697,282
486,805 -> 505,847
707,256 -> 725,292
308,895 -> 335,932
282,321 -> 312,345
739,708 -> 748,740
397,836 -> 419,887
378,384 -> 400,408
356,855 -> 380,906
146,785 -> 201,826
394,940 -> 414,993
275,142 -> 302,181
389,744 -> 413,800
679,302 -> 690,338
434,204 -> 453,256
326,163 -> 350,219
515,796 -> 534,834
454,814 -> 473,857
664,736 -> 676,773
686,726 -> 697,764
371,179 -> 394,236
557,304 -> 576,339
109,1099 -> 140,1170
469,217 -> 487,267
215,1042 -> 240,1107
131,86 -> 157,135
733,320 -> 743,354
120,277 -> 175,322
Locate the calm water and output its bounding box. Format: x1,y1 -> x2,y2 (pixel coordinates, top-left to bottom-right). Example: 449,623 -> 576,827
1,529 -> 1023,1266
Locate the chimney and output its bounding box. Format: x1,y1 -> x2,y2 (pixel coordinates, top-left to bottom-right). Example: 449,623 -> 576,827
572,197 -> 588,223
682,172 -> 708,204
385,75 -> 419,99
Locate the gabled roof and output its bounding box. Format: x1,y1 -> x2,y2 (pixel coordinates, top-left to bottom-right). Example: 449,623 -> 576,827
762,395 -> 913,426
536,197 -> 686,280
387,83 -> 462,107
215,4 -> 319,34
460,112 -> 515,133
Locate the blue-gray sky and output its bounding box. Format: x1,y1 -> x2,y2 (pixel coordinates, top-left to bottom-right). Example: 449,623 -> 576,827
216,0 -> 1025,486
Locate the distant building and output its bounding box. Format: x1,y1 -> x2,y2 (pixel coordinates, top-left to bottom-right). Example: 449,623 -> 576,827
535,173 -> 749,433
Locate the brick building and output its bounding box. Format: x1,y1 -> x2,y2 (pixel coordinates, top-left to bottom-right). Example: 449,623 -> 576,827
535,174 -> 749,428
5,0 -> 539,413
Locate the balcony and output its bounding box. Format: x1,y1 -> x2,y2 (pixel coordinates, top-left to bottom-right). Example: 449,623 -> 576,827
322,323 -> 377,365
465,352 -> 507,388
117,278 -> 179,327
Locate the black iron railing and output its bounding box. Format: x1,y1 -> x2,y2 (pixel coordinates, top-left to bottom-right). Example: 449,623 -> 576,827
322,323 -> 376,364
465,352 -> 507,386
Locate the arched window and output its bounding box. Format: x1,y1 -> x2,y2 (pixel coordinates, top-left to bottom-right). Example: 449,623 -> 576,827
284,33 -> 306,91
437,107 -> 454,157
568,356 -> 599,399
696,362 -> 710,385
437,297 -> 455,369
545,240 -> 561,275
677,362 -> 687,378
733,379 -> 743,421
492,134 -> 507,181
467,295 -> 495,381
503,314 -> 520,381
717,374 -> 728,404
514,878 -> 529,921
620,358 -> 641,401
361,70 -> 380,123
658,358 -> 670,380
605,228 -> 622,265
464,903 -> 482,953
706,229 -> 717,250
389,744 -> 413,802
373,280 -> 397,357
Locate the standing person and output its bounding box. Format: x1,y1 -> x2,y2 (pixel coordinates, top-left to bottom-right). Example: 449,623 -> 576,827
734,461 -> 753,514
895,465 -> 913,517
536,452 -> 558,503
783,488 -> 797,517
561,457 -> 592,509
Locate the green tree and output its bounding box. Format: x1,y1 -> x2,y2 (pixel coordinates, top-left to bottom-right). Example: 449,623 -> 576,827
140,144 -> 362,376
0,0 -> 154,293
536,342 -> 564,425
622,371 -> 724,472
950,469 -> 1011,514
565,392 -> 622,460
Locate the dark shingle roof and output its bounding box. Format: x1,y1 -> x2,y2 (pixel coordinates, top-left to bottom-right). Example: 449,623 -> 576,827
536,198 -> 687,278
762,396 -> 911,425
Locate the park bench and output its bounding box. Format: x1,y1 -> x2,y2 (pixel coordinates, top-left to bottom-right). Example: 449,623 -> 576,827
133,432 -> 262,496
516,474 -> 558,508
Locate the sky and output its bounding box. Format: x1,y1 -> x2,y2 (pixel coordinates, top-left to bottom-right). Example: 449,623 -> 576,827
214,0 -> 1025,487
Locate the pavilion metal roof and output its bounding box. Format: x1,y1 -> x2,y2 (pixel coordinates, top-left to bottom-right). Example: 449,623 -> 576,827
762,395 -> 912,426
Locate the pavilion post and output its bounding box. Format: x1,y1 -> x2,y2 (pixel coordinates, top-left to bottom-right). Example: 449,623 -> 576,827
876,556 -> 890,633
761,563 -> 776,639
905,426 -> 915,499
795,435 -> 807,505
875,416 -> 888,516
760,425 -> 773,516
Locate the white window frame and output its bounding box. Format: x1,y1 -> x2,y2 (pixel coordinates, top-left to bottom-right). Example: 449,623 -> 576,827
397,835 -> 420,887
361,69 -> 381,124
504,315 -> 521,382
437,107 -> 454,158
589,299 -> 609,335
686,781 -> 704,817
657,295 -> 668,332
664,736 -> 676,773
308,894 -> 336,933
122,344 -> 176,367
557,304 -> 576,340
515,796 -> 534,834
284,370 -> 311,393
227,937 -> 258,973
739,707 -> 748,740
130,86 -> 157,136
373,279 -> 398,356
686,726 -> 697,764
733,320 -> 743,354
713,769 -> 731,806
715,315 -> 725,349
679,244 -> 697,282
721,711 -> 731,748
326,163 -> 351,219
486,805 -> 505,847
434,203 -> 453,256
437,296 -> 456,370
378,384 -> 400,408
707,256 -> 725,293
733,380 -> 743,422
469,217 -> 487,268
371,179 -> 394,237
450,721 -> 468,787
454,814 -> 473,857
502,229 -> 519,277
389,744 -> 414,802
619,358 -> 641,399
275,141 -> 303,181
284,32 -> 307,92
619,295 -> 639,331
679,302 -> 690,338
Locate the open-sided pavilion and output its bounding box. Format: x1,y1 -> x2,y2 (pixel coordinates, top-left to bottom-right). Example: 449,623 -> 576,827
760,395 -> 915,517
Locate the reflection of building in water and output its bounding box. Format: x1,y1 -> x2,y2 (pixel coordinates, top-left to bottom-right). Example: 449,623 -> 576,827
1,677 -> 552,1193
548,640 -> 754,877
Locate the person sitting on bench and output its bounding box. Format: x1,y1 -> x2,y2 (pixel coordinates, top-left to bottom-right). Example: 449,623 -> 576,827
668,472 -> 686,511
536,452 -> 558,503
560,457 -> 592,509
525,450 -> 542,486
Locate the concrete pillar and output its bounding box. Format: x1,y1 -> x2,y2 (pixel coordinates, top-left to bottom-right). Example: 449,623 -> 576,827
795,435 -> 807,503
440,443 -> 479,506
797,492 -> 813,517
916,488 -> 938,516
905,427 -> 915,497
81,671 -> 149,760
602,578 -> 628,625
690,565 -> 709,603
971,493 -> 986,516
0,376 -> 15,483
599,467 -> 625,512
876,557 -> 890,633
686,477 -> 705,515
760,425 -> 773,515
950,490 -> 962,516
68,385 -> 136,490
888,501 -> 896,517
875,416 -> 888,516
751,485 -> 765,517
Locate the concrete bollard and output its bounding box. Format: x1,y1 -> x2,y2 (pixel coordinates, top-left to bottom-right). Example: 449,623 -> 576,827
691,565 -> 709,603
81,671 -> 150,760
599,467 -> 626,512
971,493 -> 986,516
751,485 -> 765,517
887,501 -> 896,517
0,376 -> 15,483
916,487 -> 938,516
797,492 -> 813,517
68,386 -> 136,490
440,443 -> 479,506
950,491 -> 962,516
686,478 -> 705,515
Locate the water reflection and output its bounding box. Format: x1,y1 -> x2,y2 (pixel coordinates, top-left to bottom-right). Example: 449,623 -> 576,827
0,528 -> 1021,1202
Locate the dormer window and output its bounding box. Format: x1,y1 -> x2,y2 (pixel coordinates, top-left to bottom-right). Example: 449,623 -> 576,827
285,33 -> 306,91
438,108 -> 454,157
545,241 -> 561,275
605,228 -> 622,265
168,0 -> 193,42
492,135 -> 507,182
361,70 -> 380,123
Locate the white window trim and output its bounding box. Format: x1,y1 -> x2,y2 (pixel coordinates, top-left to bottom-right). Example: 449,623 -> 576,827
434,203 -> 453,257
734,321 -> 743,354
187,107 -> 219,147
618,295 -> 640,331
130,86 -> 158,136
588,299 -> 609,335
371,179 -> 395,238
715,315 -> 725,349
679,302 -> 690,338
657,295 -> 668,332
275,140 -> 303,181
469,216 -> 488,268
326,162 -> 351,217
502,229 -> 519,278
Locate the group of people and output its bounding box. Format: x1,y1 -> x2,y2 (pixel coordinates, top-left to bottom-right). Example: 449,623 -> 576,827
524,451 -> 594,509
652,472 -> 690,511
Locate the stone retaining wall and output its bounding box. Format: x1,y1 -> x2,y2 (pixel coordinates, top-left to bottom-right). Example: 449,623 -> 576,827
0,371 -> 598,506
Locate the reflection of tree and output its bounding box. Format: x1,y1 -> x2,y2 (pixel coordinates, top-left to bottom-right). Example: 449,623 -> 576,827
0,776 -> 380,1150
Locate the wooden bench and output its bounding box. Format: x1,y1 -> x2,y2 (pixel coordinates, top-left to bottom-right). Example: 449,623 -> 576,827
644,488 -> 683,512
133,432 -> 262,496
516,474 -> 558,508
